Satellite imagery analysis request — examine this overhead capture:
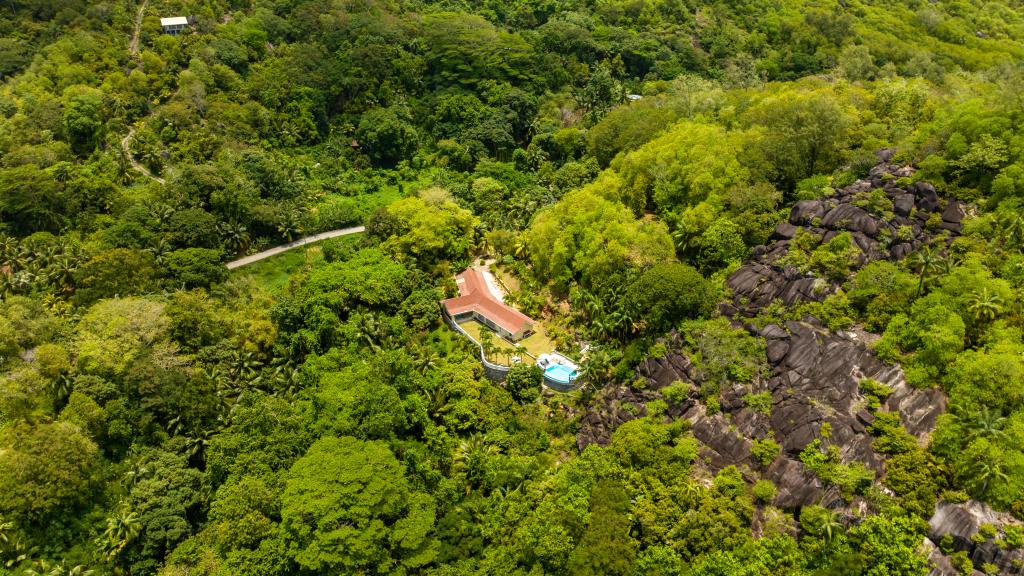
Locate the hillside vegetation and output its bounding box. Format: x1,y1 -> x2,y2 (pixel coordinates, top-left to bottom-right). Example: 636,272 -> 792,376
2,0 -> 1024,574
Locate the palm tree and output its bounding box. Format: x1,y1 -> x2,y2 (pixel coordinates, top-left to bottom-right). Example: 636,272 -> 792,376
0,235 -> 17,264
972,459 -> 1009,498
218,221 -> 251,255
513,239 -> 528,259
816,510 -> 844,544
11,270 -> 36,293
0,274 -> 13,299
268,361 -> 301,398
0,516 -> 12,548
47,257 -> 78,292
478,327 -> 496,361
964,407 -> 1008,443
165,414 -> 185,438
579,347 -> 612,385
356,313 -> 384,352
413,346 -> 439,375
800,506 -> 843,544
933,252 -> 959,277
967,287 -> 1004,324
453,433 -> 498,492
909,246 -> 939,298
3,246 -> 30,272
114,145 -> 135,185
277,211 -> 304,243
422,388 -> 449,419
96,510 -> 140,562
50,374 -> 74,416
147,203 -> 176,227
146,237 -> 172,265
671,226 -> 692,252
680,481 -> 703,503
228,350 -> 263,386
183,430 -> 213,463
1,534 -> 35,570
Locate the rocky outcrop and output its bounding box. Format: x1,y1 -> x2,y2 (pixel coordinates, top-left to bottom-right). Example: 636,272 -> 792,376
723,152 -> 962,318
927,501 -> 1024,575
576,315 -> 947,507
578,153 -> 958,511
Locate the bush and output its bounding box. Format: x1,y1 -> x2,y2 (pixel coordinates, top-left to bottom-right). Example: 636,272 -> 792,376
626,262 -> 715,333
1004,525 -> 1024,547
661,380 -> 692,405
742,392 -> 773,415
164,248 -> 227,289
752,479 -> 777,503
505,364 -> 543,404
949,551 -> 973,575
751,438 -> 781,466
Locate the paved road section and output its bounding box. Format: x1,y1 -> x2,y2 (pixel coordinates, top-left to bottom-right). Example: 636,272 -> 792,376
225,226 -> 365,269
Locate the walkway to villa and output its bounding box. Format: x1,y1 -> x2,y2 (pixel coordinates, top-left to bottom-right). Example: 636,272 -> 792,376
225,226 -> 365,269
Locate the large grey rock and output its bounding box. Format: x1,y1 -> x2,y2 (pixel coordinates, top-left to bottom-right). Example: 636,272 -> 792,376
691,411 -> 752,469
911,181 -> 940,212
942,200 -> 966,223
886,381 -> 947,439
772,221 -> 798,240
894,193 -> 915,217
928,501 -> 1024,573
821,204 -> 881,237
767,456 -> 828,508
790,200 -> 827,225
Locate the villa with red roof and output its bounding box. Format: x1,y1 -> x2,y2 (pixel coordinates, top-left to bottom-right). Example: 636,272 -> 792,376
442,268 -> 535,341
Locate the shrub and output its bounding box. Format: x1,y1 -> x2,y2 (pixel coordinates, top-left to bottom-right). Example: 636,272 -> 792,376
661,380 -> 692,405
1004,525 -> 1024,547
752,479 -> 777,503
950,551 -> 973,576
751,438 -> 781,466
742,392 -> 773,415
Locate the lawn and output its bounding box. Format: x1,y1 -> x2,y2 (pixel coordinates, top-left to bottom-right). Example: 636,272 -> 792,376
229,232 -> 363,292
230,246 -> 325,292
518,325 -> 557,359
457,318 -> 557,363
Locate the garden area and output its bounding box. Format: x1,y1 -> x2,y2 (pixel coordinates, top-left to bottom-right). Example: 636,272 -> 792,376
457,318 -> 556,363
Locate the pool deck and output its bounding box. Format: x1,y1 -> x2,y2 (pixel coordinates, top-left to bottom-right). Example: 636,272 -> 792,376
538,353 -> 581,392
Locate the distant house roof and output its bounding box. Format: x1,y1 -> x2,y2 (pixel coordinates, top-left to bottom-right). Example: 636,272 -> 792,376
160,16 -> 189,26
443,268 -> 534,335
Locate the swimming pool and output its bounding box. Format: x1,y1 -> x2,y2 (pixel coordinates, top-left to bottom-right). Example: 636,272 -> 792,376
544,363 -> 577,385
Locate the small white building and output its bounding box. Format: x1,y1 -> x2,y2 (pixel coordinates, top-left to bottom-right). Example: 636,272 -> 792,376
160,16 -> 190,35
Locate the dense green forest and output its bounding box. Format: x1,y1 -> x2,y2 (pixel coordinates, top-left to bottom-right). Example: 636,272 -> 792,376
3,0 -> 1024,574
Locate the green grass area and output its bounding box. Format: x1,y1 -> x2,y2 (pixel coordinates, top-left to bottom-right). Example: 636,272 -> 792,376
231,246 -> 325,292
518,326 -> 557,359
456,318 -> 557,363
230,234 -> 364,292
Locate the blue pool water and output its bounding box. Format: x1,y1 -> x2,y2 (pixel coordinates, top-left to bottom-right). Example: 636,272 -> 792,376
545,364 -> 577,385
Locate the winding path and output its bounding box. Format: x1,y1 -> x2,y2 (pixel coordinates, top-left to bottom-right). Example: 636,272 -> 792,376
225,226 -> 365,269
129,0 -> 146,57
123,2 -> 168,185
120,3 -> 364,271
121,126 -> 166,184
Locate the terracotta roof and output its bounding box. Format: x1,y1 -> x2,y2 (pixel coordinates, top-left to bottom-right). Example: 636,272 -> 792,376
442,268 -> 534,335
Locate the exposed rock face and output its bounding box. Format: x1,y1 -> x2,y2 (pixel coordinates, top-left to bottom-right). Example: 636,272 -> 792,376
927,501 -> 1024,575
723,155 -> 961,318
578,154 -> 959,512
578,316 -> 946,508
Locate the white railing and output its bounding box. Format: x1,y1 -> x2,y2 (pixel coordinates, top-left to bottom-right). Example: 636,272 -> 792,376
441,309 -> 511,380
